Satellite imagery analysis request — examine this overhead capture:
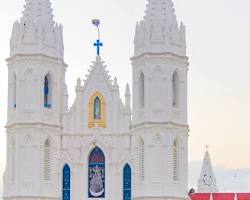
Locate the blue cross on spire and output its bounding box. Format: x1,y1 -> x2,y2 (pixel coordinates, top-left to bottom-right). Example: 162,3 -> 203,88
94,39 -> 103,56
92,19 -> 103,56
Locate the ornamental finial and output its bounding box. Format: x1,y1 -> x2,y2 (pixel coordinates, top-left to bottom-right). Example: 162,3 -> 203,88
92,19 -> 103,56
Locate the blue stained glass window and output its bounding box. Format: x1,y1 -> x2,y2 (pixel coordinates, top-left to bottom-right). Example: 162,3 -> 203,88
13,73 -> 17,108
123,163 -> 131,200
44,75 -> 51,108
44,76 -> 49,107
88,147 -> 105,198
63,164 -> 70,200
94,97 -> 101,120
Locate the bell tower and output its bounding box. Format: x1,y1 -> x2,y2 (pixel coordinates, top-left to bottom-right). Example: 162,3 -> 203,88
4,0 -> 68,200
131,0 -> 189,200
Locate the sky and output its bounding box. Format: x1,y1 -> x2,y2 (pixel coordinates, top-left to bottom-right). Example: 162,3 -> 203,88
0,0 -> 250,195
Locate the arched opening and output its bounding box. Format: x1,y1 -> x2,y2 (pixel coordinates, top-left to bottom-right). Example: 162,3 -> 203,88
139,138 -> 144,181
88,147 -> 105,198
94,97 -> 101,120
44,74 -> 52,108
172,71 -> 179,107
62,164 -> 71,200
173,139 -> 179,181
123,163 -> 132,200
139,72 -> 145,107
44,139 -> 51,181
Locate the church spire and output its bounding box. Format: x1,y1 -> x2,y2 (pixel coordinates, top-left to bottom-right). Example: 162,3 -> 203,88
197,149 -> 217,193
21,0 -> 55,27
134,0 -> 186,57
144,0 -> 175,24
10,0 -> 64,59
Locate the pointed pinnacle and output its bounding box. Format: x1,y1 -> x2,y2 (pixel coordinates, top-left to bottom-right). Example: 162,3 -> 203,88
113,77 -> 119,87
125,83 -> 131,96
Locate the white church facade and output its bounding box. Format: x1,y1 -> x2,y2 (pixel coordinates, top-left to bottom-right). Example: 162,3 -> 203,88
3,0 -> 189,200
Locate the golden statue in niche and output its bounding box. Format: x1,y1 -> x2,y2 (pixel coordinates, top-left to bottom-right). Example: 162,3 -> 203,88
88,92 -> 106,128
94,97 -> 101,120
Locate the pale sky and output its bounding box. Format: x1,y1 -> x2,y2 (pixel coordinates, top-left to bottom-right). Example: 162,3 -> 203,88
0,0 -> 250,194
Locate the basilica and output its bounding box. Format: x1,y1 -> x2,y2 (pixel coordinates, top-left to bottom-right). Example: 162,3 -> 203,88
3,0 -> 189,200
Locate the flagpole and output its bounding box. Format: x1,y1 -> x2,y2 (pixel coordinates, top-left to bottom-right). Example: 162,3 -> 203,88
98,27 -> 100,40
92,19 -> 101,40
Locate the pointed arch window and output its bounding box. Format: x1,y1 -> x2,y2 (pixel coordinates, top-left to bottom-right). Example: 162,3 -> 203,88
44,74 -> 52,108
13,73 -> 17,108
172,71 -> 179,107
139,72 -> 145,107
62,164 -> 71,200
173,139 -> 179,181
44,139 -> 51,181
123,164 -> 132,200
139,139 -> 145,181
88,147 -> 105,198
89,92 -> 106,128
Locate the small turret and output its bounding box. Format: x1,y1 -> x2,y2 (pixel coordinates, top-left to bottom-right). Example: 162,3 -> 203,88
125,83 -> 131,112
113,76 -> 119,90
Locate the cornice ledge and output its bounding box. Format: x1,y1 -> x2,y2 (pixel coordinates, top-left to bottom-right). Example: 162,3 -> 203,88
131,121 -> 189,131
6,53 -> 67,67
5,122 -> 62,130
61,132 -> 131,137
131,52 -> 189,62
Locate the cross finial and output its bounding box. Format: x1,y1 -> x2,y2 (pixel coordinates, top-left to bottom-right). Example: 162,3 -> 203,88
92,19 -> 103,56
94,40 -> 103,56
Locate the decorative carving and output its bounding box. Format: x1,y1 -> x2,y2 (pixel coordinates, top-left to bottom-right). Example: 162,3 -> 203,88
154,134 -> 163,145
23,134 -> 32,145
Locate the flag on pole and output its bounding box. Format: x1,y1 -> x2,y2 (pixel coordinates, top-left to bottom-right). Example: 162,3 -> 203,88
92,19 -> 100,27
